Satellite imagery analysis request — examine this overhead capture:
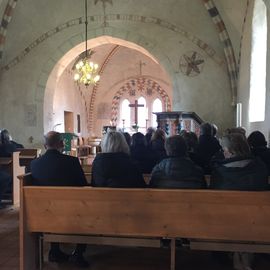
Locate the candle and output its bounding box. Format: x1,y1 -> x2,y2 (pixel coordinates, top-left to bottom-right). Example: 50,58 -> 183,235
236,103 -> 242,127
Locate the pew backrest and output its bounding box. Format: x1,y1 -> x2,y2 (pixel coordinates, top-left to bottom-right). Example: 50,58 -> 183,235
19,174 -> 270,242
17,148 -> 41,168
17,148 -> 41,159
0,152 -> 25,204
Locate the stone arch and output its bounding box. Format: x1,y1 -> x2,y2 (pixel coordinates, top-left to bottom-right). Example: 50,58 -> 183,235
41,30 -> 174,133
1,13 -> 224,72
0,0 -> 18,60
111,77 -> 171,125
202,0 -> 238,105
2,2 -> 270,106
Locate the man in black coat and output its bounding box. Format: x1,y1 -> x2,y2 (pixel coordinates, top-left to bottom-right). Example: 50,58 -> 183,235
196,123 -> 222,173
0,170 -> 11,208
30,131 -> 89,268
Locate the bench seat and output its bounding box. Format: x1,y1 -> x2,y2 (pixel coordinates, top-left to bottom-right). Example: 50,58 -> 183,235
19,173 -> 270,270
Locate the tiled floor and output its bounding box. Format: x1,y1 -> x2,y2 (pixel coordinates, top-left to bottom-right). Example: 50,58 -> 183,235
1,206 -> 270,270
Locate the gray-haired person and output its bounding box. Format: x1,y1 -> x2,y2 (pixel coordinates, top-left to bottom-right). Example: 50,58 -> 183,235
150,135 -> 206,188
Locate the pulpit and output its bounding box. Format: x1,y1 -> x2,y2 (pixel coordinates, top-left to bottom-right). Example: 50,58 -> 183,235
153,111 -> 203,136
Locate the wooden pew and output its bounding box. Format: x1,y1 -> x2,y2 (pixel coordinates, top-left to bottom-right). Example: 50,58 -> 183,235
19,173 -> 270,270
81,164 -> 92,183
0,152 -> 25,204
17,148 -> 41,168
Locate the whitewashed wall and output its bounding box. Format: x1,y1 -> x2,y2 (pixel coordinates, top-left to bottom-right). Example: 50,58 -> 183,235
0,0 -> 237,146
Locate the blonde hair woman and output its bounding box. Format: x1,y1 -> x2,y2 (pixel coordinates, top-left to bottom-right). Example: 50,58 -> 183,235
92,131 -> 145,188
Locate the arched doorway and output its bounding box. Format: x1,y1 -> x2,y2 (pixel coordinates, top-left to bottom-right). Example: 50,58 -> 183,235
43,36 -> 172,137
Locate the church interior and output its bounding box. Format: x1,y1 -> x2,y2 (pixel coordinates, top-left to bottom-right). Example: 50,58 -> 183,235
1,0 -> 270,269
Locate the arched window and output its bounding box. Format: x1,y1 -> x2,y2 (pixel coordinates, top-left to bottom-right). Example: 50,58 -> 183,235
152,98 -> 162,127
121,99 -> 131,129
137,97 -> 147,132
249,0 -> 267,122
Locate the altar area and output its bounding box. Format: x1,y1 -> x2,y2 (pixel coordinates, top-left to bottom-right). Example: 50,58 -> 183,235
62,111 -> 203,167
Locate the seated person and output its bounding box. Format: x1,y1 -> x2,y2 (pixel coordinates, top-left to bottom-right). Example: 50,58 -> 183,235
149,128 -> 167,164
149,135 -> 206,189
30,131 -> 89,268
210,133 -> 268,190
145,127 -> 155,147
0,170 -> 12,208
92,131 -> 145,188
130,132 -> 156,173
247,130 -> 270,174
197,123 -> 222,173
181,131 -> 204,165
123,132 -> 131,148
0,129 -> 18,157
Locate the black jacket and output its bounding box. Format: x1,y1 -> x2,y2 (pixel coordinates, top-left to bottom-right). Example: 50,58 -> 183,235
251,146 -> 270,175
0,143 -> 17,157
130,145 -> 156,174
92,152 -> 146,188
150,139 -> 167,164
150,156 -> 206,189
210,156 -> 268,191
197,135 -> 222,172
30,149 -> 87,186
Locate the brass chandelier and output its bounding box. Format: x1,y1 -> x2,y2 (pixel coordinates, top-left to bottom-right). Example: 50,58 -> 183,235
74,0 -> 100,85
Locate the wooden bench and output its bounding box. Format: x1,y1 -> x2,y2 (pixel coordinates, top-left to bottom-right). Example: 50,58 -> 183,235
19,173 -> 270,270
17,148 -> 41,168
0,152 -> 25,204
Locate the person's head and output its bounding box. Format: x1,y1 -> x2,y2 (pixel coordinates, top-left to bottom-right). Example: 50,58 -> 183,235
123,132 -> 131,147
179,130 -> 188,137
247,131 -> 267,148
221,133 -> 250,158
146,127 -> 155,135
182,132 -> 198,152
1,129 -> 11,144
200,123 -> 213,136
151,128 -> 166,142
165,135 -> 187,157
131,132 -> 146,147
101,131 -> 130,155
44,131 -> 64,152
225,127 -> 246,137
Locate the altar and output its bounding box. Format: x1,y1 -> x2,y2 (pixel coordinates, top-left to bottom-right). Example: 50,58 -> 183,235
153,111 -> 203,136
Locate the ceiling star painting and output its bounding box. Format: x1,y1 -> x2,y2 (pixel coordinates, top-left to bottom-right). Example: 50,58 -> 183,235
179,51 -> 205,77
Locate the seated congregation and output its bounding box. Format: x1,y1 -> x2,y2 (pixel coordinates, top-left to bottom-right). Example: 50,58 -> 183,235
0,129 -> 24,207
19,123 -> 270,269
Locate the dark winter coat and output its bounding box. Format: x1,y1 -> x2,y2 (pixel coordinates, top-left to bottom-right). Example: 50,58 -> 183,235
210,156 -> 269,191
92,152 -> 146,188
149,156 -> 206,189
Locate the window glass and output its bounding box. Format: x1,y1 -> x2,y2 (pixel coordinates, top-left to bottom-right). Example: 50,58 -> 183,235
152,98 -> 162,127
138,97 -> 147,132
249,0 -> 267,122
121,99 -> 131,129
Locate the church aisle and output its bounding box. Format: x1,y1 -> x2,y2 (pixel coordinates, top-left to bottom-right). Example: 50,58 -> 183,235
1,207 -> 270,270
0,206 -> 19,270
